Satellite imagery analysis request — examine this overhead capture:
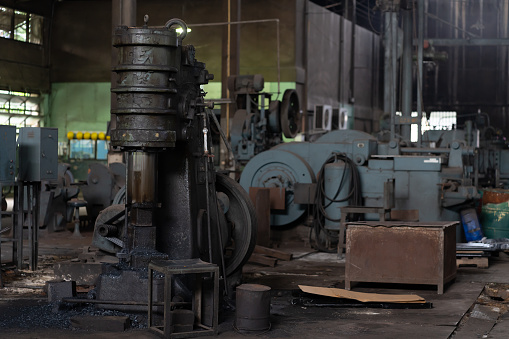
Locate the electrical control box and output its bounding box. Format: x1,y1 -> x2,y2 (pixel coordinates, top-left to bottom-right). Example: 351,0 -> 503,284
18,127 -> 58,182
0,125 -> 16,183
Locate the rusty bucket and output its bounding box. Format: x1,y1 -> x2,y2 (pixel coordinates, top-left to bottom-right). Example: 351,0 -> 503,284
235,284 -> 271,332
481,189 -> 509,238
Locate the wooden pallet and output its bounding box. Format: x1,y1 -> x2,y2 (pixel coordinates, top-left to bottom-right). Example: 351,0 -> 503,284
247,246 -> 293,267
456,256 -> 489,268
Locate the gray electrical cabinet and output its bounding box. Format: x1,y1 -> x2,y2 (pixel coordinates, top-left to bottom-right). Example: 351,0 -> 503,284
0,125 -> 16,183
18,127 -> 58,182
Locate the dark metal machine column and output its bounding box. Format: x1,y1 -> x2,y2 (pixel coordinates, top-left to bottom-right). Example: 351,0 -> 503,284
110,16 -> 211,267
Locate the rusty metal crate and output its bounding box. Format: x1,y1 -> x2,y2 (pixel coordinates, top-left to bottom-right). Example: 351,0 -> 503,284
345,221 -> 458,294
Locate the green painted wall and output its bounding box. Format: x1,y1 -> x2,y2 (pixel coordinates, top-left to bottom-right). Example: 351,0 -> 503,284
203,81 -> 296,100
47,82 -> 110,141
46,81 -> 297,142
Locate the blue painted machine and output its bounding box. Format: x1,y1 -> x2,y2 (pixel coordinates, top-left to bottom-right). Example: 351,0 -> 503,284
240,130 -> 479,233
229,74 -> 301,164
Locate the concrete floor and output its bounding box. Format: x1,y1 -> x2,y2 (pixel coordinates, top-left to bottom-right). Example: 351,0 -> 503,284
1,224 -> 509,338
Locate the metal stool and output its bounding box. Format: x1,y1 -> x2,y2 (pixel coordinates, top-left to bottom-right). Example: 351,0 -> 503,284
148,258 -> 219,338
67,199 -> 87,237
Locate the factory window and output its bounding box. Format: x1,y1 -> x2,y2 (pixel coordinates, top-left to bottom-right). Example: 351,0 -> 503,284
0,89 -> 41,128
0,7 -> 43,44
397,111 -> 457,142
396,111 -> 425,142
66,134 -> 109,160
68,139 -> 108,160
427,111 -> 457,131
96,140 -> 108,160
411,112 -> 423,143
70,139 -> 95,159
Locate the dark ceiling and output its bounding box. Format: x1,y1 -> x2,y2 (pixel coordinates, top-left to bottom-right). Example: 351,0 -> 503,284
310,0 -> 381,33
1,0 -> 383,34
0,0 -> 54,16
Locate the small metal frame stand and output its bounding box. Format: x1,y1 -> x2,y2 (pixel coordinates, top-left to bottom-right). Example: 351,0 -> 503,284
13,127 -> 56,273
148,259 -> 219,338
20,181 -> 41,271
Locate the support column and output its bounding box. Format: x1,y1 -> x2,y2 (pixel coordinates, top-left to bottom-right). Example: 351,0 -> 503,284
417,0 -> 424,146
401,7 -> 413,142
382,7 -> 399,140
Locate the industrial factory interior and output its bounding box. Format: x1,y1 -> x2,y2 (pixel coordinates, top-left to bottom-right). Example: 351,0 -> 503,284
3,0 -> 509,338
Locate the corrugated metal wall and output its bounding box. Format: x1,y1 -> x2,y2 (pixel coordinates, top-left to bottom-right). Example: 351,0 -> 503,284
306,2 -> 381,133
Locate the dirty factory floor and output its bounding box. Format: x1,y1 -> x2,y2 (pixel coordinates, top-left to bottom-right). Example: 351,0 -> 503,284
1,223 -> 509,339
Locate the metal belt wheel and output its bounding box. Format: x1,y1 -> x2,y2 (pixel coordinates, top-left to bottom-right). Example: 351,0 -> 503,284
112,185 -> 126,205
215,173 -> 257,276
280,89 -> 301,138
61,167 -> 75,187
240,149 -> 315,226
267,100 -> 281,133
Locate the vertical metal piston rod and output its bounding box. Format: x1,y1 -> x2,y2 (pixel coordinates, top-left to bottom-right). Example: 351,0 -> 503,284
125,151 -> 158,261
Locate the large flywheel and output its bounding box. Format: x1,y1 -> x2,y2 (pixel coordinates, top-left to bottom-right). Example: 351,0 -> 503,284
240,149 -> 315,227
280,89 -> 302,138
215,173 -> 257,276
92,173 -> 257,277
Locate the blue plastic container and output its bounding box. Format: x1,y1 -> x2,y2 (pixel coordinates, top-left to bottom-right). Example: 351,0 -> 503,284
460,208 -> 483,242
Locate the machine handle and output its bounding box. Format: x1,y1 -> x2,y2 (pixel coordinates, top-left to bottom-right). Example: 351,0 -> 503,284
164,18 -> 188,40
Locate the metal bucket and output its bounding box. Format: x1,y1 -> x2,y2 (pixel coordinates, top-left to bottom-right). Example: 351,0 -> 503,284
480,189 -> 509,239
482,188 -> 509,205
235,284 -> 271,332
481,202 -> 509,239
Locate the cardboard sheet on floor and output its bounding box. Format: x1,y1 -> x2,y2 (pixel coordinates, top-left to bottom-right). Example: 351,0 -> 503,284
299,285 -> 426,303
